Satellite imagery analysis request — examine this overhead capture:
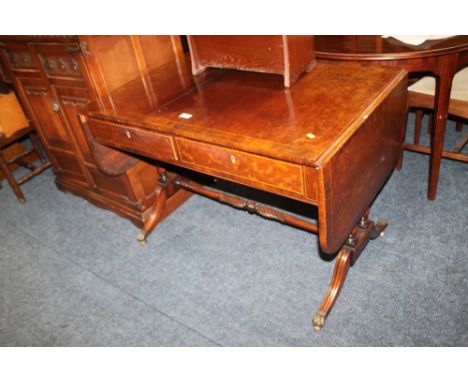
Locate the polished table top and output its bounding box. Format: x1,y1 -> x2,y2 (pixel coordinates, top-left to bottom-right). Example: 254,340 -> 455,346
90,62 -> 405,167
87,58 -> 407,258
315,35 -> 468,60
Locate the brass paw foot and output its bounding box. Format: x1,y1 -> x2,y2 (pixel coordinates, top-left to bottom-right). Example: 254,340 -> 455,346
312,309 -> 326,332
312,248 -> 352,333
311,212 -> 388,332
137,231 -> 147,246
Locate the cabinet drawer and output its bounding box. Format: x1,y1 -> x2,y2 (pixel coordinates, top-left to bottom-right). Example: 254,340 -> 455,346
176,138 -> 304,196
90,119 -> 177,162
40,55 -> 83,80
7,49 -> 38,70
30,42 -> 87,82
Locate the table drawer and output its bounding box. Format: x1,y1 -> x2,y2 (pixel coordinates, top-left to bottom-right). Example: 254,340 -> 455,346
176,138 -> 304,196
90,119 -> 177,162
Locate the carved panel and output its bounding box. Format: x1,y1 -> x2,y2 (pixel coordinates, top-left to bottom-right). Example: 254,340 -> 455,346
7,50 -> 37,69
60,95 -> 89,106
24,86 -> 48,96
40,55 -> 82,78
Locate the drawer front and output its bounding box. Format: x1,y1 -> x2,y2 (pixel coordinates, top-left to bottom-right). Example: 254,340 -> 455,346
1,42 -> 40,78
7,49 -> 38,70
40,55 -> 82,79
176,138 -> 304,196
30,43 -> 85,81
303,166 -> 318,203
90,119 -> 177,163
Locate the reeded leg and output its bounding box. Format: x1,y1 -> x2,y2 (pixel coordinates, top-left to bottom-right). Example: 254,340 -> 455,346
312,248 -> 352,331
136,171 -> 169,245
312,215 -> 388,332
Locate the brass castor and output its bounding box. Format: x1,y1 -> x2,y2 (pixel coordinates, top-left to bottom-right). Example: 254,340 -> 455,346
312,309 -> 326,332
137,231 -> 147,246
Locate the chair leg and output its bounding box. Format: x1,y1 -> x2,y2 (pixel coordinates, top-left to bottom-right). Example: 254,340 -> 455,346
29,133 -> 47,164
414,109 -> 424,145
0,150 -> 26,203
17,158 -> 36,170
395,107 -> 410,171
454,133 -> 468,153
427,113 -> 433,135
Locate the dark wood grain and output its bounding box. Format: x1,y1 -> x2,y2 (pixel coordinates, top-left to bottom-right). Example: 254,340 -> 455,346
87,60 -> 407,254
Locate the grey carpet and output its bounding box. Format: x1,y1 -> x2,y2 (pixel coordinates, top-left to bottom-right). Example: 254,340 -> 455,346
0,112 -> 467,346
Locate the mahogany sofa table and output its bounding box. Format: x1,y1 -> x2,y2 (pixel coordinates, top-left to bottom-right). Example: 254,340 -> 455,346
83,61 -> 407,331
315,35 -> 468,200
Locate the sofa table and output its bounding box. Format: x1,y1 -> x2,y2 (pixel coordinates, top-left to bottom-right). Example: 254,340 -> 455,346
81,61 -> 407,331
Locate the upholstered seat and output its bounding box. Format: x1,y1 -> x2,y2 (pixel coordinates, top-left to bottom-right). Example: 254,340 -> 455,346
408,66 -> 468,108
408,66 -> 468,153
0,92 -> 31,139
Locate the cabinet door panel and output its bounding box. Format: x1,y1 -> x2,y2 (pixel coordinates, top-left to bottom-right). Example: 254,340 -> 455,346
31,42 -> 100,165
49,148 -> 87,183
17,77 -> 72,151
55,86 -> 94,164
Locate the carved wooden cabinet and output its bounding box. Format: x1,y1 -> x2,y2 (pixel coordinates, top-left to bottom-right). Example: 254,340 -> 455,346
0,36 -> 191,227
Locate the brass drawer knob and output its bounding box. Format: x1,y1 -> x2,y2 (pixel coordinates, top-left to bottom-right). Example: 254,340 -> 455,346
51,99 -> 60,112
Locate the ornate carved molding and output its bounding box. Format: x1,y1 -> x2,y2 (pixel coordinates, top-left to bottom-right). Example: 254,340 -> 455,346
60,95 -> 89,106
24,86 -> 48,96
175,177 -> 319,233
40,56 -> 81,77
8,51 -> 37,69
